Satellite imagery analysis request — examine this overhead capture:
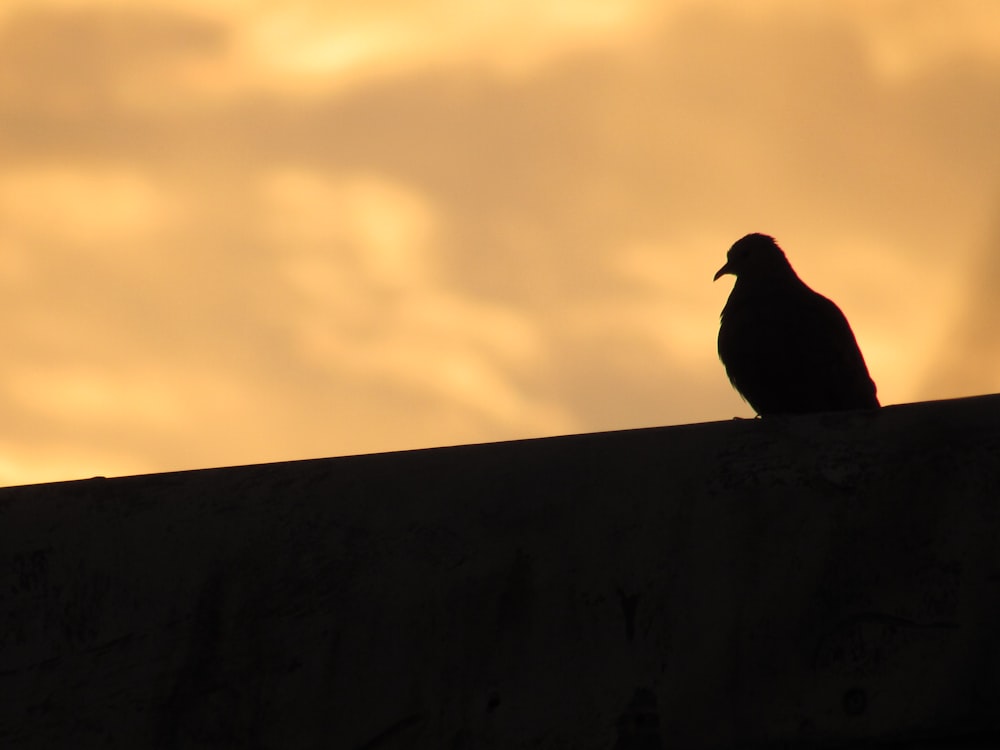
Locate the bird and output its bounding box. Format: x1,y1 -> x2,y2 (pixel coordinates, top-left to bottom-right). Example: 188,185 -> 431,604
714,233 -> 879,416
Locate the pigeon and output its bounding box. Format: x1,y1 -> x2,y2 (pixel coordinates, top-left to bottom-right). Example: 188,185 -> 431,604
714,233 -> 879,416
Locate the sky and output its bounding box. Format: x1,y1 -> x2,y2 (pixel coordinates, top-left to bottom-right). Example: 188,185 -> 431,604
2,0 -> 1000,487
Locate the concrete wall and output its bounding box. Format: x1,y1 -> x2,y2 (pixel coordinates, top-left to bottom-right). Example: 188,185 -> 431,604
2,395 -> 1000,748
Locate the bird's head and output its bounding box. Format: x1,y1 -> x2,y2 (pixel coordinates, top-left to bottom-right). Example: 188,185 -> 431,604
713,233 -> 793,282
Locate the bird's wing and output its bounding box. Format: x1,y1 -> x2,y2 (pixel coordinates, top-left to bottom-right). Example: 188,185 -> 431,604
718,286 -> 878,414
786,289 -> 879,410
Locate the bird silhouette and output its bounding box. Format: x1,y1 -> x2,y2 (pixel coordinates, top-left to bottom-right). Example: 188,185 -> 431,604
714,233 -> 879,416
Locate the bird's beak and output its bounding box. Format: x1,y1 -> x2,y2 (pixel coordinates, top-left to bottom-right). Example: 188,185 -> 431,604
713,262 -> 732,281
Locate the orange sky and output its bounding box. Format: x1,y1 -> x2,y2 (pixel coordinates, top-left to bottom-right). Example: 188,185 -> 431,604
2,1 -> 1000,486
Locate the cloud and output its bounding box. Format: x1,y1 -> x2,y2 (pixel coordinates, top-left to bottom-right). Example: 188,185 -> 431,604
0,167 -> 172,244
919,209 -> 1000,400
837,0 -> 1000,78
265,168 -> 576,434
0,6 -> 227,116
231,0 -> 657,89
2,2 -> 1000,484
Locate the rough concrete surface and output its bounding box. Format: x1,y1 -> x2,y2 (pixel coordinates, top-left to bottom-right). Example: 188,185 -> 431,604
2,395 -> 1000,748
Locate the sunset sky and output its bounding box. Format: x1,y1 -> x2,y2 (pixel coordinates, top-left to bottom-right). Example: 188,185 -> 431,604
2,0 -> 999,487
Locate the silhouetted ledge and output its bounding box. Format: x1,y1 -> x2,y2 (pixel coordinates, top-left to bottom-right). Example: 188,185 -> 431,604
3,395 -> 1000,749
